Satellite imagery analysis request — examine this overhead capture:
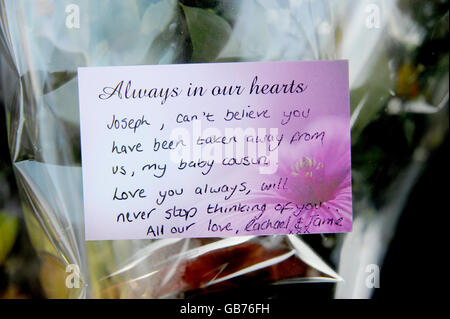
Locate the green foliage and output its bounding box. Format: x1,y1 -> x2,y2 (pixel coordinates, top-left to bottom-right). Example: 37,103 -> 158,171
0,212 -> 19,265
142,0 -> 191,64
181,4 -> 232,62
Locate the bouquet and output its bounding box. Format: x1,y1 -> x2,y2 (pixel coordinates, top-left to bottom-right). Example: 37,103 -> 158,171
0,0 -> 447,299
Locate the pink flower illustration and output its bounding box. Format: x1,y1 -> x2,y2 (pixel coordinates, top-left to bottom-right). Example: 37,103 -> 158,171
250,117 -> 352,234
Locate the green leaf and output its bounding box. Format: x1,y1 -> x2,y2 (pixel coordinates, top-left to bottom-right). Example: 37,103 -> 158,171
142,1 -> 190,65
181,4 -> 232,62
0,212 -> 19,265
43,71 -> 77,95
140,0 -> 177,37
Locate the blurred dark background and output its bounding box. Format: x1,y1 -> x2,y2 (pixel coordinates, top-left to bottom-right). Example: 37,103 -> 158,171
0,102 -> 44,298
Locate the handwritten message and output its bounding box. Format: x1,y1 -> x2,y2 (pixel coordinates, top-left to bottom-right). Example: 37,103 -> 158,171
78,60 -> 352,240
